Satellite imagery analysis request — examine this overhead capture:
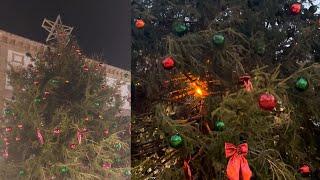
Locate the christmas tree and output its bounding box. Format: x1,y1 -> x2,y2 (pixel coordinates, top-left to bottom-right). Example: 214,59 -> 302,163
132,0 -> 320,179
0,27 -> 130,179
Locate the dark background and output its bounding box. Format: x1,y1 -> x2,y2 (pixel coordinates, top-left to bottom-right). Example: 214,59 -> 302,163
0,0 -> 131,70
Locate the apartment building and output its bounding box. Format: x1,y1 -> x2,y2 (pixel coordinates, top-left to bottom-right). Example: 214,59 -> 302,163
0,29 -> 130,115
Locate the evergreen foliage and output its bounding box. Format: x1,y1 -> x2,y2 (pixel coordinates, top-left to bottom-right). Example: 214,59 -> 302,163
132,0 -> 320,179
0,38 -> 130,179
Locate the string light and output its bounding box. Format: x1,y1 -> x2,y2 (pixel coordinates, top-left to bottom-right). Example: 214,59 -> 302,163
168,73 -> 218,100
195,87 -> 203,96
190,82 -> 207,98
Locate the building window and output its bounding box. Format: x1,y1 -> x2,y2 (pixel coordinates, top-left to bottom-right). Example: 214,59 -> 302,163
11,52 -> 24,64
5,50 -> 27,90
4,97 -> 14,102
5,74 -> 12,90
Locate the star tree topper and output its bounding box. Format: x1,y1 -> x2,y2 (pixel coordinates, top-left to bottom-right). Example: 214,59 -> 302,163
41,15 -> 73,44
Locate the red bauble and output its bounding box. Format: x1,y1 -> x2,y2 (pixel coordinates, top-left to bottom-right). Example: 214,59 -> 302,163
162,57 -> 175,70
69,143 -> 77,149
259,93 -> 277,111
5,127 -> 12,132
17,124 -> 23,129
2,151 -> 8,159
15,136 -> 21,141
81,128 -> 88,133
102,162 -> 112,169
135,19 -> 145,29
83,65 -> 89,72
298,165 -> 311,176
290,3 -> 302,15
53,128 -> 61,135
103,129 -> 109,136
44,91 -> 50,97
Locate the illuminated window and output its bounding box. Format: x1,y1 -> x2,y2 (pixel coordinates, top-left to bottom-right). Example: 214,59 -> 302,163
11,52 -> 24,64
5,50 -> 27,90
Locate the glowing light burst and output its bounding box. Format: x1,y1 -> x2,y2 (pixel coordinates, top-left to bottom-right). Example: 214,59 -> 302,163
168,73 -> 219,101
189,82 -> 208,98
196,88 -> 203,96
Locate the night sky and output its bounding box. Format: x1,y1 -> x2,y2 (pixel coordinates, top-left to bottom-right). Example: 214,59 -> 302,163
0,0 -> 131,70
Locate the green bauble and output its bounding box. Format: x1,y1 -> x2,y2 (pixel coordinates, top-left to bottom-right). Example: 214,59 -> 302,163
114,157 -> 121,163
50,79 -> 59,85
112,123 -> 118,128
94,102 -> 100,107
215,120 -> 225,131
34,98 -> 41,104
295,77 -> 308,91
212,34 -> 225,46
124,169 -> 131,176
18,170 -> 25,176
114,143 -> 122,151
169,134 -> 183,148
4,109 -> 12,115
173,22 -> 187,35
60,166 -> 69,174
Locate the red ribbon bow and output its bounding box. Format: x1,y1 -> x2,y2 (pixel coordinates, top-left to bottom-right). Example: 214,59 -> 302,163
77,129 -> 88,144
183,158 -> 192,180
77,130 -> 83,144
239,76 -> 253,92
225,143 -> 252,180
36,128 -> 44,145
